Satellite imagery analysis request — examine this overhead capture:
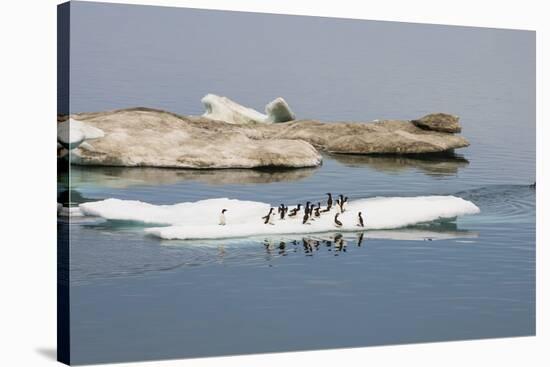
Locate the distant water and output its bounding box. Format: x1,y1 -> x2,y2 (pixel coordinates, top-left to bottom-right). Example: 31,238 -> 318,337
63,2 -> 535,365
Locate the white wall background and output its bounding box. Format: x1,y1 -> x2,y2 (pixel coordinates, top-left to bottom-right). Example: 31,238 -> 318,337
0,0 -> 545,366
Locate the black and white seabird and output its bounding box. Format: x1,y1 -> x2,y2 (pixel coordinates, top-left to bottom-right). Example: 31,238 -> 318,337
262,208 -> 275,224
342,196 -> 348,212
302,210 -> 311,224
219,209 -> 227,226
334,213 -> 343,228
336,198 -> 343,214
357,212 -> 364,227
326,193 -> 333,208
288,204 -> 302,217
279,204 -> 287,220
307,204 -> 315,221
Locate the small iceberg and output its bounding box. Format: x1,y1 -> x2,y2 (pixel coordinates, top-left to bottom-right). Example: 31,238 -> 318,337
201,94 -> 295,124
57,118 -> 105,150
79,196 -> 480,240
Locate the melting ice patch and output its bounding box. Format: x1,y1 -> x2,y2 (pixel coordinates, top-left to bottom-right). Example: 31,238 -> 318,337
79,196 -> 480,240
201,94 -> 295,124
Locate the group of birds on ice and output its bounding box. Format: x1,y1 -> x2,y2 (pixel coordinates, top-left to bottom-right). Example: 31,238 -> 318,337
219,193 -> 366,228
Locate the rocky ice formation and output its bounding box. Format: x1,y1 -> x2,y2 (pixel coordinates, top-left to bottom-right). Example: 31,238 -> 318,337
412,113 -> 461,133
59,96 -> 470,169
201,94 -> 295,124
66,108 -> 321,169
259,119 -> 469,155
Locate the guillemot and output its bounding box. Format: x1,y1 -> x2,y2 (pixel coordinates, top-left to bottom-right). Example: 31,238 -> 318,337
302,210 -> 311,224
342,196 -> 348,212
279,204 -> 288,220
334,213 -> 343,228
219,209 -> 227,225
288,204 -> 302,217
262,208 -> 275,225
357,212 -> 364,227
326,193 -> 333,209
335,198 -> 342,213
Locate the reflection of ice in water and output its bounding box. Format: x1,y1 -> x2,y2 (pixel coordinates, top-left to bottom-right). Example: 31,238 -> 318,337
161,223 -> 479,249
62,152 -> 468,193
65,165 -> 317,188
329,152 -> 469,176
69,213 -> 478,284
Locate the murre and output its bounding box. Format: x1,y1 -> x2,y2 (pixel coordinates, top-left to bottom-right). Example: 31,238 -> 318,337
219,209 -> 227,225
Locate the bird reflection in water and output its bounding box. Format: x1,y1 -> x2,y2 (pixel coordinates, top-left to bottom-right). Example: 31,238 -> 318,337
217,244 -> 225,263
278,241 -> 287,256
263,239 -> 273,261
357,232 -> 365,247
260,232 -> 366,258
333,233 -> 346,255
302,238 -> 314,256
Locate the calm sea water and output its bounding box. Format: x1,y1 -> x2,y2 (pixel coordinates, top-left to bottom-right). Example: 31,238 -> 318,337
62,2 -> 535,365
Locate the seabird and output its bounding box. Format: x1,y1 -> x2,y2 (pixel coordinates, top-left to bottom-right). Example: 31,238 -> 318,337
304,201 -> 311,216
219,209 -> 227,225
334,213 -> 343,228
262,208 -> 275,224
342,196 -> 348,212
336,198 -> 343,213
288,204 -> 302,217
279,204 -> 287,220
302,210 -> 311,224
357,212 -> 364,227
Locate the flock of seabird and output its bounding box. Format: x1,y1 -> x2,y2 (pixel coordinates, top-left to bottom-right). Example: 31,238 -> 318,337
219,193 -> 366,228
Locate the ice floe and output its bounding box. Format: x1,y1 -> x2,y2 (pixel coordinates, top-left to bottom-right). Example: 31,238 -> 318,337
201,94 -> 295,124
79,196 -> 480,240
57,118 -> 105,150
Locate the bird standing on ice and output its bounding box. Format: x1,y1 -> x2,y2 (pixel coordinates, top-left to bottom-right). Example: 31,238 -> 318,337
335,198 -> 342,213
342,196 -> 348,212
302,210 -> 311,225
278,204 -> 287,220
326,193 -> 333,209
357,212 -> 364,227
219,209 -> 227,225
334,213 -> 343,228
288,204 -> 302,217
263,208 -> 275,225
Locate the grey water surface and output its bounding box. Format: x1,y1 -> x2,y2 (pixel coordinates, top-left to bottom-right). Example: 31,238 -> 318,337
62,2 -> 535,364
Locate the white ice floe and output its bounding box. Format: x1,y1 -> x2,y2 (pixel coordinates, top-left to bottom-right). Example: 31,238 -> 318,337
57,118 -> 105,150
79,196 -> 480,240
201,94 -> 295,124
57,203 -> 84,217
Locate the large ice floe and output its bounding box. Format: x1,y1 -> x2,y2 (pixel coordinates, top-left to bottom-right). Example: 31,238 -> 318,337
79,196 -> 480,240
